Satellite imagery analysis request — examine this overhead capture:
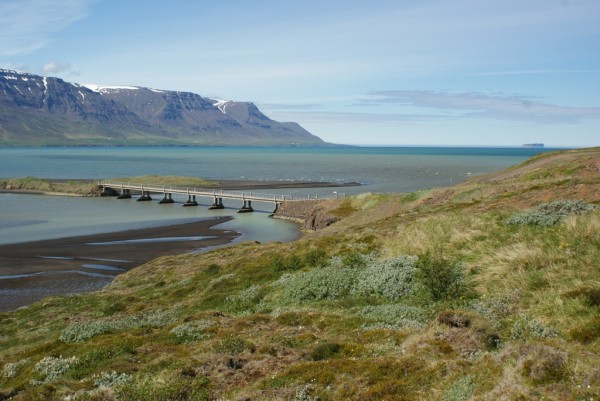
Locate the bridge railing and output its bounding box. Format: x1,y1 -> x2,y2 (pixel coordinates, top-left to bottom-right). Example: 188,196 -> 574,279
99,181 -> 329,202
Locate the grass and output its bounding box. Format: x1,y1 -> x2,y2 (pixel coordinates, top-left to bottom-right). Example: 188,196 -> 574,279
110,175 -> 217,188
1,148 -> 599,400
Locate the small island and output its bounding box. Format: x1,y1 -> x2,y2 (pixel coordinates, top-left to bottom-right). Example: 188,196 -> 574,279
522,143 -> 544,148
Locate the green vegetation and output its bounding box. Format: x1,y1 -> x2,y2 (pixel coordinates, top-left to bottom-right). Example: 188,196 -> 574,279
111,175 -> 217,188
1,148 -> 599,400
0,176 -> 98,195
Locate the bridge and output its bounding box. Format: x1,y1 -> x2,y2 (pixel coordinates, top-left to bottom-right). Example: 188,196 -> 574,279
99,181 -> 326,213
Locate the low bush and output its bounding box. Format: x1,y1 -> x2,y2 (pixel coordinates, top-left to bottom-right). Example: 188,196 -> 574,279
2,357 -> 29,380
440,375 -> 476,401
356,303 -> 427,330
507,199 -> 596,227
115,374 -> 209,401
225,284 -> 264,313
170,320 -> 215,343
60,309 -> 177,342
521,345 -> 570,384
309,342 -> 341,361
270,254 -> 304,272
33,355 -> 79,383
414,253 -> 469,302
303,248 -> 328,267
437,310 -> 470,328
92,370 -> 132,388
278,266 -> 356,303
214,336 -> 255,355
353,255 -> 417,300
510,315 -> 557,340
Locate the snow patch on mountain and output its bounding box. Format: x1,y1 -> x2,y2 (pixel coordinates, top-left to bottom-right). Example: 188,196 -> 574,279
83,84 -> 140,93
211,98 -> 235,114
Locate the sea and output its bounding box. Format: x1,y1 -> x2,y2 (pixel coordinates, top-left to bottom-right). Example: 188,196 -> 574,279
0,146 -> 558,246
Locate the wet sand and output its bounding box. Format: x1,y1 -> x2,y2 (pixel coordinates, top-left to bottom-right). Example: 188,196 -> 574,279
0,217 -> 239,312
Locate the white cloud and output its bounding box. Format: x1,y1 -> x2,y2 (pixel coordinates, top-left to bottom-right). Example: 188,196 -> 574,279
42,61 -> 72,75
364,90 -> 600,124
0,0 -> 93,57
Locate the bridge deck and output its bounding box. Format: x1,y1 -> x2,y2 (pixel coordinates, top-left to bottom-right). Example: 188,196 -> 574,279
99,181 -> 322,203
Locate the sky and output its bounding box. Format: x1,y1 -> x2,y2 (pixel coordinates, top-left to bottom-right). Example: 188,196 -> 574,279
1,0 -> 599,147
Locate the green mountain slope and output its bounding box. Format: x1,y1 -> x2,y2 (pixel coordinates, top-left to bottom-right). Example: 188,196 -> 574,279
1,148 -> 599,400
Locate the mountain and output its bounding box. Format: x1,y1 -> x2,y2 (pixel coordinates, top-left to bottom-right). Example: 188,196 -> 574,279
0,69 -> 325,146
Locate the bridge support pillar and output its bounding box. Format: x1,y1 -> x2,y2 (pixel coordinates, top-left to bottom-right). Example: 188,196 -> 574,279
159,193 -> 174,204
117,188 -> 131,199
183,194 -> 198,207
137,191 -> 152,201
209,197 -> 225,210
238,200 -> 254,213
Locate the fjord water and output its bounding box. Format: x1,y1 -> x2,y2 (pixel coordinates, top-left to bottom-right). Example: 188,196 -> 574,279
0,146 -> 552,245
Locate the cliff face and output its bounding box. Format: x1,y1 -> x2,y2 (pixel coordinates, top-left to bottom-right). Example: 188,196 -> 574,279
0,69 -> 325,146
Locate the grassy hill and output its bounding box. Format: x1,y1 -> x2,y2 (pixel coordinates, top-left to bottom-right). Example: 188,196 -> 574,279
1,148 -> 599,400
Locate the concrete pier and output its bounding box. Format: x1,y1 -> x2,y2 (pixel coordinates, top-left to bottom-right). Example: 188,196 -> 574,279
117,188 -> 132,199
209,197 -> 225,210
137,191 -> 153,201
159,193 -> 174,204
238,200 -> 254,213
183,194 -> 198,207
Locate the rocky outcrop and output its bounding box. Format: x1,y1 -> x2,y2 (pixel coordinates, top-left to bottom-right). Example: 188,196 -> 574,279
273,200 -> 340,230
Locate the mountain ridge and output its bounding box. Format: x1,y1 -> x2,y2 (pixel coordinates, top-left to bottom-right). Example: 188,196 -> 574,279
0,69 -> 325,146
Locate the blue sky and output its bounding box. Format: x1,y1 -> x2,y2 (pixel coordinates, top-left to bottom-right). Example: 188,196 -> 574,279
1,0 -> 599,147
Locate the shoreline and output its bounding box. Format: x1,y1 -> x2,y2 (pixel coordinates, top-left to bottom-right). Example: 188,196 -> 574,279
0,178 -> 361,198
0,217 -> 240,312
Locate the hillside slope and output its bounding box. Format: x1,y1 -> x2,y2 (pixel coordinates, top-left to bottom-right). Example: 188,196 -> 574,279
0,148 -> 599,401
0,69 -> 324,146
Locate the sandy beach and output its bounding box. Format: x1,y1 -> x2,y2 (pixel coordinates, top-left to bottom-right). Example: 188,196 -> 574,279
0,217 -> 239,312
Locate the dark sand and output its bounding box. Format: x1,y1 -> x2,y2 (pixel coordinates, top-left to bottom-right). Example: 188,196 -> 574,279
0,217 -> 239,312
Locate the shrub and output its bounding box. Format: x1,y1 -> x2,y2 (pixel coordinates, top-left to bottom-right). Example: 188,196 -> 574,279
294,385 -> 319,401
309,342 -> 341,361
60,309 -> 177,342
355,303 -> 427,330
441,375 -> 476,401
279,266 -> 357,303
414,253 -> 469,302
225,284 -> 263,313
353,255 -> 417,300
507,199 -> 596,227
303,248 -> 327,267
170,320 -> 215,343
2,358 -> 29,380
115,375 -> 209,401
33,355 -> 79,383
214,336 -> 255,354
510,315 -> 557,340
92,370 -> 132,388
521,345 -> 570,384
437,311 -> 470,328
271,254 -> 304,272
